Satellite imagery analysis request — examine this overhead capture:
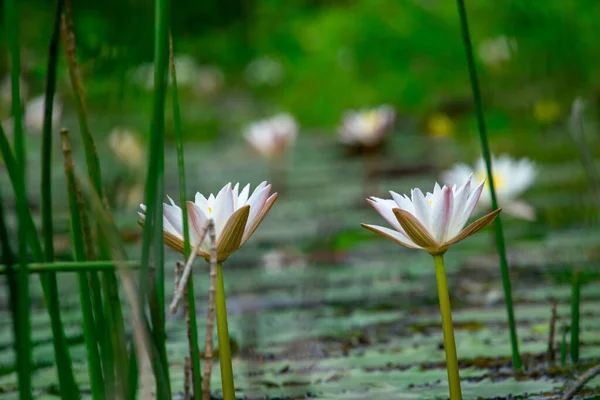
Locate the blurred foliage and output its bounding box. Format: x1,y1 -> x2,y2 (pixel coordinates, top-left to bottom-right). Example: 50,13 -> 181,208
3,0 -> 600,136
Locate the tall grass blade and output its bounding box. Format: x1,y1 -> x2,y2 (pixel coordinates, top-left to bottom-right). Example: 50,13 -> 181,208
0,188 -> 19,385
60,129 -> 106,400
4,0 -> 32,395
169,33 -> 203,398
139,0 -> 171,396
455,0 -> 522,370
60,0 -> 128,394
79,174 -> 171,399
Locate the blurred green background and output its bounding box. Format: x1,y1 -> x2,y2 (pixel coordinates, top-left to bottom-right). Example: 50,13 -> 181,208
3,0 -> 600,140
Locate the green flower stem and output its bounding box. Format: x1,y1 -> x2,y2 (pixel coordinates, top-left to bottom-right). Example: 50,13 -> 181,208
0,261 -> 139,274
571,270 -> 581,363
216,262 -> 235,400
561,326 -> 570,367
433,254 -> 462,400
455,0 -> 521,370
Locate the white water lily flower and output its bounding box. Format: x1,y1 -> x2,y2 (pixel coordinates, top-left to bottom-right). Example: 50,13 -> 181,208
339,105 -> 395,147
244,113 -> 298,158
362,176 -> 500,255
139,182 -> 277,262
442,155 -> 536,220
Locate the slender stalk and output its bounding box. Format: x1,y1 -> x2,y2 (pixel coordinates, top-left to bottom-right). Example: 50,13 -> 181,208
455,0 -> 521,370
0,188 -> 19,390
170,33 -> 202,398
571,270 -> 581,364
203,222 -> 218,400
433,255 -> 462,400
41,0 -> 64,263
216,262 -> 236,400
61,129 -> 106,400
4,0 -> 31,396
140,0 -> 171,395
547,297 -> 557,364
40,2 -> 82,397
60,1 -> 128,394
561,325 -> 570,366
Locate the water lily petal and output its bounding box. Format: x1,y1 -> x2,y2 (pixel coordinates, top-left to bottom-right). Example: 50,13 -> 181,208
360,223 -> 419,249
445,208 -> 501,247
410,188 -> 430,228
242,192 -> 277,244
213,183 -> 234,236
430,185 -> 453,243
367,197 -> 403,231
216,205 -> 250,261
186,201 -> 208,248
393,208 -> 438,249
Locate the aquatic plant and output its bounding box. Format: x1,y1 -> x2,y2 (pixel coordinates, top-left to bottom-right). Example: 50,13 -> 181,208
362,176 -> 500,399
442,155 -> 537,220
244,113 -> 298,159
139,182 -> 277,399
456,0 -> 522,370
338,104 -> 395,148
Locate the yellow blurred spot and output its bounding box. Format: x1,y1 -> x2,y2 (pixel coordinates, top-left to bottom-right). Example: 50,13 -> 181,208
534,100 -> 561,124
427,113 -> 454,138
208,206 -> 213,214
364,111 -> 380,131
477,171 -> 505,190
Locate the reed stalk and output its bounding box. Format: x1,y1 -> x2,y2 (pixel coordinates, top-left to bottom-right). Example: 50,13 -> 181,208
455,0 -> 521,370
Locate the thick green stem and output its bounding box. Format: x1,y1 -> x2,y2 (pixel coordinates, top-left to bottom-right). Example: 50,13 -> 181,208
571,270 -> 581,363
455,0 -> 521,370
433,255 -> 462,400
216,263 -> 236,400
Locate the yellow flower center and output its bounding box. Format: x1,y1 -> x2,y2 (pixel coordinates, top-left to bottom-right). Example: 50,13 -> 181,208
534,100 -> 561,124
477,172 -> 505,190
363,111 -> 380,131
208,206 -> 213,214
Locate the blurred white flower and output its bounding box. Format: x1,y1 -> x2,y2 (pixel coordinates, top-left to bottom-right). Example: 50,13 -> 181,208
244,56 -> 284,87
139,182 -> 278,262
2,94 -> 62,135
339,105 -> 395,147
108,127 -> 145,169
442,155 -> 536,220
478,36 -> 517,67
362,176 -> 499,255
244,113 -> 298,159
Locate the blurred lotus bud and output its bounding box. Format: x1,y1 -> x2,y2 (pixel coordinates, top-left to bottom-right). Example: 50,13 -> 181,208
108,127 -> 145,169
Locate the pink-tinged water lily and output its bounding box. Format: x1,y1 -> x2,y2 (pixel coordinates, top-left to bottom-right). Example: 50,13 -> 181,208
339,105 -> 395,147
244,113 -> 298,158
442,155 -> 536,220
362,176 -> 500,255
139,182 -> 277,262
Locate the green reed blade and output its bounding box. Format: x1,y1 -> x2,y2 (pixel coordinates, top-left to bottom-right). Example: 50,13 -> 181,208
4,0 -> 32,395
139,0 -> 171,396
0,187 -> 19,388
0,261 -> 139,273
169,34 -> 203,398
571,269 -> 581,363
41,0 -> 64,263
79,174 -> 171,400
456,0 -> 522,370
61,129 -> 106,400
561,325 -> 570,367
38,1 -> 82,397
60,1 -> 128,394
